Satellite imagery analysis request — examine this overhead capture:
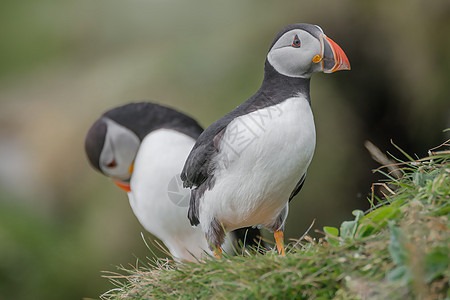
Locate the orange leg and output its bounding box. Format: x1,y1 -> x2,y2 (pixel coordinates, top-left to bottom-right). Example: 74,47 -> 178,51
214,247 -> 222,259
274,230 -> 286,256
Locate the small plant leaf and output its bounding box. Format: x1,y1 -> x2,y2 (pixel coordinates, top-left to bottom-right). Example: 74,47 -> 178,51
387,265 -> 409,283
352,210 -> 365,219
323,226 -> 339,237
357,224 -> 376,238
388,224 -> 408,266
425,248 -> 448,283
340,210 -> 364,240
323,226 -> 340,246
361,206 -> 402,234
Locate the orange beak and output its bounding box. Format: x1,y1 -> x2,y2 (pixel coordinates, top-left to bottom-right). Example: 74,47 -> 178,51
113,179 -> 131,193
320,35 -> 351,73
112,162 -> 134,193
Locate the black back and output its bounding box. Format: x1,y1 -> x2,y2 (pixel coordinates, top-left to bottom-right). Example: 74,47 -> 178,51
104,102 -> 203,141
85,102 -> 203,172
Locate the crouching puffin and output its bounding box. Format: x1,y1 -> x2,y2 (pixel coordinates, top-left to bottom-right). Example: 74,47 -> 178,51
181,23 -> 350,256
85,102 -> 260,261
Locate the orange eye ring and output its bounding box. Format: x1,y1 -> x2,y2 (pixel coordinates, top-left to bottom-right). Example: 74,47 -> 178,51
292,34 -> 301,48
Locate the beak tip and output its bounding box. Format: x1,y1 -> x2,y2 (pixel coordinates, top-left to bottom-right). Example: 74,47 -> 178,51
330,63 -> 351,73
113,179 -> 131,193
324,36 -> 351,73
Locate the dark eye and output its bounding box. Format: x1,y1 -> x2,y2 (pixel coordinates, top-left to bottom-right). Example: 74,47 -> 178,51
106,159 -> 117,168
292,35 -> 301,48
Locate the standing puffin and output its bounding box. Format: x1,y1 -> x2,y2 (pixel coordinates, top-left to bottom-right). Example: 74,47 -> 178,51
181,23 -> 350,256
85,102 -> 260,261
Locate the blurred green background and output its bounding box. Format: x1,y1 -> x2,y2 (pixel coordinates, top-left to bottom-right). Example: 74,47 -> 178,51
0,0 -> 448,299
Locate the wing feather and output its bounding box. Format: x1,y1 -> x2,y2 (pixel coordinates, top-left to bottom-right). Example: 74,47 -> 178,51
289,173 -> 307,202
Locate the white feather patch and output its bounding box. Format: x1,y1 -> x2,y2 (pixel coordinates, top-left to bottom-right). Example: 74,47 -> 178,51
129,129 -> 212,261
199,96 -> 316,233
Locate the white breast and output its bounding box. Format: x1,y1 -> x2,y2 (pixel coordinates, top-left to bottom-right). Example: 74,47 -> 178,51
129,129 -> 211,261
200,96 -> 316,232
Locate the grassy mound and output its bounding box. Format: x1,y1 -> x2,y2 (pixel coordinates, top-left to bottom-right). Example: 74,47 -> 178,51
101,145 -> 449,299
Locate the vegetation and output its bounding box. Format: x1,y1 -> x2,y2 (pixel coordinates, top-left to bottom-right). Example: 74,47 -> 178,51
100,143 -> 449,299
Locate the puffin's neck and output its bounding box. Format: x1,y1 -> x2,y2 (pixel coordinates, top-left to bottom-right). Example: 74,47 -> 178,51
260,60 -> 311,104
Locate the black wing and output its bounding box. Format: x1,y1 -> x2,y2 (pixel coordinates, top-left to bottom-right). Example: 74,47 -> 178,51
181,119 -> 228,189
289,173 -> 307,202
181,117 -> 232,226
181,90 -> 270,189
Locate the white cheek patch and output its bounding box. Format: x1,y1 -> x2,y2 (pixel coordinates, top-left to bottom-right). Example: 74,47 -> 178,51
99,119 -> 140,180
99,136 -> 114,171
268,48 -> 308,78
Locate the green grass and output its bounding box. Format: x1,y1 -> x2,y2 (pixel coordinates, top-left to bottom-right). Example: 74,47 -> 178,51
100,145 -> 449,299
